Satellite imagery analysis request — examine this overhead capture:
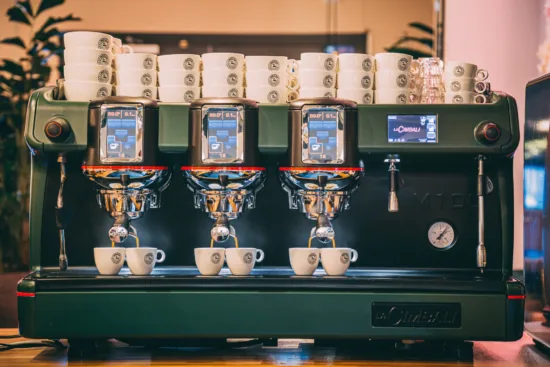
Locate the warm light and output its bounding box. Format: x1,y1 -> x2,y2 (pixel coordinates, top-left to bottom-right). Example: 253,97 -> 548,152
179,39 -> 189,49
536,119 -> 550,132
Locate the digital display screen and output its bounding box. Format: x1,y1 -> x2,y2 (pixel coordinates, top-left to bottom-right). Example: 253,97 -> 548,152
388,115 -> 437,143
105,108 -> 138,159
206,108 -> 238,160
307,108 -> 339,161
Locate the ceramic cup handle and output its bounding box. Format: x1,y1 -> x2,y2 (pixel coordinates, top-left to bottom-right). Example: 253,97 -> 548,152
156,250 -> 166,263
121,45 -> 134,54
256,249 -> 265,263
476,69 -> 489,81
350,249 -> 359,262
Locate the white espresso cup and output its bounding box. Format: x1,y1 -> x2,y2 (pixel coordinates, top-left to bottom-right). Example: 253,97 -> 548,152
126,247 -> 166,276
246,69 -> 298,89
64,48 -> 113,67
159,86 -> 200,103
116,69 -> 157,87
158,54 -> 201,71
246,87 -> 298,103
338,53 -> 375,72
444,78 -> 475,92
245,56 -> 295,72
337,88 -> 374,104
64,81 -> 112,101
64,31 -> 113,51
374,89 -> 409,104
300,53 -> 337,72
320,248 -> 358,276
158,70 -> 200,87
299,70 -> 336,88
202,85 -> 244,98
202,69 -> 244,86
226,248 -> 264,276
337,71 -> 374,90
195,247 -> 225,276
375,52 -> 413,72
116,85 -> 157,99
94,247 -> 125,275
289,248 -> 320,276
444,61 -> 480,79
64,65 -> 112,84
299,87 -> 336,98
445,92 -> 475,104
202,52 -> 245,71
115,53 -> 157,71
375,70 -> 410,90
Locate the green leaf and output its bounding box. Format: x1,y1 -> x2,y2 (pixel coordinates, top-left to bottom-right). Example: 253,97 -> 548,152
6,4 -> 31,25
0,59 -> 25,78
384,47 -> 432,59
37,14 -> 81,35
408,22 -> 434,35
36,0 -> 64,16
391,36 -> 433,49
34,27 -> 61,42
0,37 -> 26,49
17,1 -> 34,17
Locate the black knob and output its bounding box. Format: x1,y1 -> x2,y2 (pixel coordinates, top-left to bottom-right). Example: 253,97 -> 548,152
44,117 -> 71,142
475,121 -> 500,144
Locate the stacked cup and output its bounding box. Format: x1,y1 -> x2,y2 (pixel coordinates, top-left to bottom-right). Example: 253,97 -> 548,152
245,56 -> 299,103
63,31 -> 116,101
374,52 -> 413,104
444,62 -> 489,104
158,54 -> 201,103
115,53 -> 158,99
336,53 -> 375,104
202,53 -> 245,98
298,53 -> 338,98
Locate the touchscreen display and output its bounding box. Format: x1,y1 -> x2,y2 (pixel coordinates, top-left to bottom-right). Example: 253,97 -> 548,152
388,114 -> 437,143
105,108 -> 139,159
206,108 -> 239,160
307,108 -> 339,161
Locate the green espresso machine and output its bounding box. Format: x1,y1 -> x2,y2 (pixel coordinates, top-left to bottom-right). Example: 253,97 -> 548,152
18,85 -> 524,355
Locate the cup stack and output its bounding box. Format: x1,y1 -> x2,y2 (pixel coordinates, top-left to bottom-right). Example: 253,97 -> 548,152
63,31 -> 116,101
416,57 -> 445,104
244,56 -> 299,103
336,53 -> 375,104
201,53 -> 245,98
158,54 -> 201,103
298,53 -> 338,98
444,61 -> 489,104
115,53 -> 158,99
374,52 -> 413,104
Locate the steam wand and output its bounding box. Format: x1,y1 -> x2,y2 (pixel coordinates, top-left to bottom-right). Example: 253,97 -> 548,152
385,155 -> 401,212
477,155 -> 487,273
56,154 -> 68,271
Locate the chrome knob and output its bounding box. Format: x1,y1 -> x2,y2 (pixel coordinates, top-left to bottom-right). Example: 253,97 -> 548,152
109,225 -> 129,243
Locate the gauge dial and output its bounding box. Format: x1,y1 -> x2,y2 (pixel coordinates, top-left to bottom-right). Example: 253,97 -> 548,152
428,221 -> 456,250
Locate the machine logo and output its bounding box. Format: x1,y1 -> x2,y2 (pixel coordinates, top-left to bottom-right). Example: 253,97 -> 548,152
323,75 -> 334,88
97,37 -> 110,50
228,88 -> 239,97
226,56 -> 239,70
324,91 -> 334,98
451,81 -> 461,92
184,90 -> 195,102
324,58 -> 335,71
141,73 -> 153,86
396,94 -> 407,104
97,53 -> 110,66
361,75 -> 372,89
397,57 -> 409,71
453,95 -> 464,104
185,74 -> 196,86
243,252 -> 253,264
396,74 -> 408,88
98,69 -> 110,83
184,57 -> 195,70
372,303 -> 461,328
143,57 -> 154,69
111,252 -> 123,264
267,90 -> 279,103
268,74 -> 280,87
362,58 -> 372,72
96,87 -> 109,97
144,253 -> 154,265
211,253 -> 221,264
454,66 -> 465,77
362,93 -> 372,104
268,59 -> 280,70
393,125 -> 421,133
227,73 -> 239,85
142,88 -> 153,98
307,253 -> 318,265
340,253 -> 350,264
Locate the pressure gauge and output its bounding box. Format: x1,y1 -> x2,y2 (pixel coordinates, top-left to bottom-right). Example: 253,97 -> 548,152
428,221 -> 457,250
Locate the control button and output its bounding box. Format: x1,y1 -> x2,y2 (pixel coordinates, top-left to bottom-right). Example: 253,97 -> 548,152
475,121 -> 501,144
44,117 -> 71,142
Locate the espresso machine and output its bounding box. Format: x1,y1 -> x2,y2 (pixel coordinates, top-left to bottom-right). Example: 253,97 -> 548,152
18,84 -> 523,355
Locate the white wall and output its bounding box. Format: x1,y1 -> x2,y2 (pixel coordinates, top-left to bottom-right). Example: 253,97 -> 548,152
445,0 -> 544,270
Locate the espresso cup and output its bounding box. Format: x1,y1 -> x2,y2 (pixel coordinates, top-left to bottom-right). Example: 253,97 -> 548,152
474,94 -> 487,104
320,248 -> 358,276
444,61 -> 477,78
246,87 -> 298,103
116,85 -> 157,99
336,88 -> 373,104
116,69 -> 157,87
375,52 -> 413,72
64,81 -> 112,101
474,80 -> 490,94
195,247 -> 225,276
202,52 -> 244,71
115,53 -> 157,71
338,53 -> 374,72
300,53 -> 337,72
246,69 -> 298,89
374,70 -> 410,90
202,69 -> 244,86
159,86 -> 200,102
289,248 -> 320,276
126,247 -> 166,276
64,48 -> 113,67
299,70 -> 336,88
64,31 -> 113,51
374,89 -> 409,104
202,85 -> 244,98
299,87 -> 336,98
158,54 -> 201,71
245,56 -> 296,73
94,247 -> 125,275
445,92 -> 475,104
64,65 -> 113,84
226,248 -> 264,276
337,71 -> 374,90
158,70 -> 200,87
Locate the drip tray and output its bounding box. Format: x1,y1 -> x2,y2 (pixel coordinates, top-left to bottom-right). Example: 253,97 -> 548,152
28,266 -> 507,293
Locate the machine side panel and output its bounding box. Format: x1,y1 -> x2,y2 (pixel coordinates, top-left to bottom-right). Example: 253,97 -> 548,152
158,103 -> 189,153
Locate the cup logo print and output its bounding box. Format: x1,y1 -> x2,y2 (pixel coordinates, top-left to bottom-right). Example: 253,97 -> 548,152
396,74 -> 408,88
340,252 -> 350,264
142,88 -> 153,98
397,57 -> 409,71
268,74 -> 280,87
184,57 -> 195,70
453,95 -> 464,103
268,59 -> 280,71
211,252 -> 221,264
454,66 -> 465,77
96,87 -> 109,97
307,253 -> 318,265
111,252 -> 123,264
396,93 -> 407,104
243,252 -> 253,264
142,57 -> 154,70
362,93 -> 372,104
184,90 -> 195,103
324,91 -> 334,98
141,73 -> 153,86
144,252 -> 154,265
324,58 -> 335,71
361,75 -> 372,89
185,74 -> 196,86
267,90 -> 279,103
98,69 -> 110,83
362,58 -> 373,72
97,37 -> 110,50
323,75 -> 334,88
227,73 -> 239,85
226,56 -> 239,70
451,81 -> 461,92
97,53 -> 110,66
228,88 -> 239,97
